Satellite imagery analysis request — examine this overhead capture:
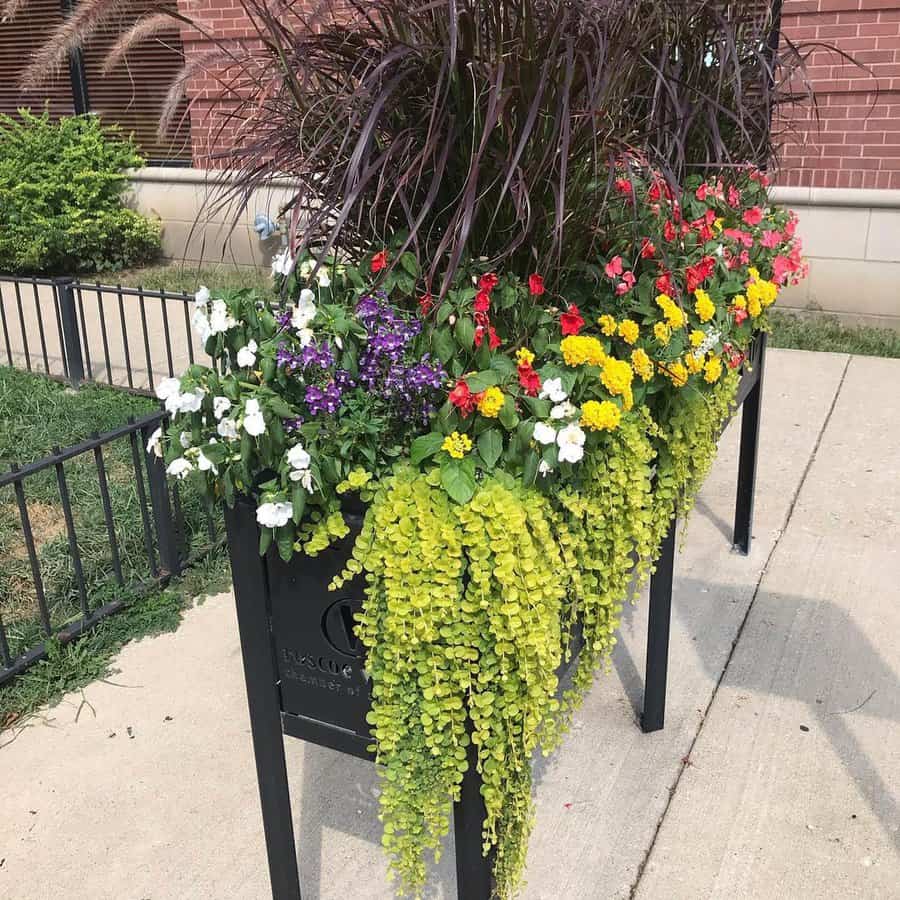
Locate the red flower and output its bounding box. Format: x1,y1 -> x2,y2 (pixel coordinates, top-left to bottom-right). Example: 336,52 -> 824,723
616,271 -> 636,296
474,290 -> 491,313
742,206 -> 763,227
604,256 -> 624,278
517,363 -> 541,397
370,249 -> 388,273
615,177 -> 633,196
685,256 -> 716,293
656,271 -> 674,295
727,185 -> 741,208
724,228 -> 754,248
560,304 -> 585,336
418,292 -> 434,315
488,326 -> 502,350
663,220 -> 677,242
479,273 -> 499,292
732,306 -> 748,325
696,183 -> 709,201
528,273 -> 545,296
761,230 -> 781,249
449,380 -> 476,416
640,238 -> 656,259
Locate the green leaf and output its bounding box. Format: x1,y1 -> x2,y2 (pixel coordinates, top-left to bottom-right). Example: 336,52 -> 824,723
432,327 -> 455,364
441,457 -> 477,504
523,396 -> 551,418
276,525 -> 294,562
522,450 -> 540,486
464,369 -> 499,393
400,251 -> 419,277
498,396 -> 519,431
436,302 -> 454,324
268,397 -> 295,419
454,316 -> 476,350
259,527 -> 273,556
477,429 -> 503,469
291,484 -> 307,523
410,432 -> 446,466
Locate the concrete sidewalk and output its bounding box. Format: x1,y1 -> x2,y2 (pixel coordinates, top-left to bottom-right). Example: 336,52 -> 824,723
1,348 -> 897,900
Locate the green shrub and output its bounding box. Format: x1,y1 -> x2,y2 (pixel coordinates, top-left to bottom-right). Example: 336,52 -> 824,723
0,109 -> 161,275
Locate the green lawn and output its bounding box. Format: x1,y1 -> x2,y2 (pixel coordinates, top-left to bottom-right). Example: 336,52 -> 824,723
0,367 -> 227,728
100,262 -> 273,296
769,311 -> 900,359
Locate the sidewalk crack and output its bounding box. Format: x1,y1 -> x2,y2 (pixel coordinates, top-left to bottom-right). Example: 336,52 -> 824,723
628,353 -> 853,898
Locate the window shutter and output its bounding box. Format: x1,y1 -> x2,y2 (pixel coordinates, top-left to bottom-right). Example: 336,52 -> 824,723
80,2 -> 192,164
0,0 -> 74,119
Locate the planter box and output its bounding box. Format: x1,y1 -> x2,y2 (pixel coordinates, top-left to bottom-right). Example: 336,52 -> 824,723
220,333 -> 766,900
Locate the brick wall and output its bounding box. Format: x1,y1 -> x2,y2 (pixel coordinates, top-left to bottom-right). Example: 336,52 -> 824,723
779,0 -> 900,188
175,0 -> 262,168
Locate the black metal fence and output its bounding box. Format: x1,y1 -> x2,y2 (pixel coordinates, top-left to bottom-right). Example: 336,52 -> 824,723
0,410 -> 222,685
0,274 -> 206,396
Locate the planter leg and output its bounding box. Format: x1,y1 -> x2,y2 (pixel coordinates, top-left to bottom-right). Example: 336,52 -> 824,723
642,519 -> 676,734
225,504 -> 303,900
733,334 -> 766,556
453,732 -> 494,899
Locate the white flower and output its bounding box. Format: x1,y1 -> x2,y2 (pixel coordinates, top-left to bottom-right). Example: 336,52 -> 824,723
299,259 -> 315,278
533,422 -> 557,445
166,457 -> 193,480
716,243 -> 725,257
291,289 -> 317,331
179,430 -> 192,449
197,449 -> 218,474
271,247 -> 294,278
557,423 -> 586,464
177,388 -> 205,414
256,501 -> 293,529
550,400 -> 577,420
538,460 -> 554,477
213,396 -> 232,420
236,339 -> 258,368
192,308 -> 212,343
289,468 -> 315,492
217,417 -> 238,440
316,268 -> 331,288
286,444 -> 311,471
334,336 -> 343,351
194,286 -> 210,308
209,299 -> 236,335
539,377 -> 567,403
145,426 -> 163,458
297,327 -> 314,347
243,398 -> 266,437
155,377 -> 182,402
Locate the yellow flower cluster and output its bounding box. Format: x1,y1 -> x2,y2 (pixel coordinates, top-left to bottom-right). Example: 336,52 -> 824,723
704,355 -> 723,383
580,400 -> 621,432
746,278 -> 777,316
618,319 -> 639,345
631,348 -> 654,382
694,289 -> 715,323
667,360 -> 688,387
515,347 -> 535,366
600,357 -> 634,410
561,335 -> 606,367
598,314 -> 617,336
685,352 -> 704,375
477,386 -> 505,418
654,322 -> 671,346
689,329 -> 705,348
442,431 -> 472,459
656,293 -> 686,328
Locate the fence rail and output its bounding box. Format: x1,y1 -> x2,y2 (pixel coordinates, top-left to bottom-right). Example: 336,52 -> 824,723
0,274 -> 206,395
0,410 -> 222,686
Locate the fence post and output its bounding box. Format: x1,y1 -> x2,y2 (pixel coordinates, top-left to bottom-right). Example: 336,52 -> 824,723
143,426 -> 182,577
56,277 -> 84,387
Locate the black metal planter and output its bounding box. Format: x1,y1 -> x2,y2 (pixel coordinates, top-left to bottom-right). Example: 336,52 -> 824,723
222,334 -> 766,900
